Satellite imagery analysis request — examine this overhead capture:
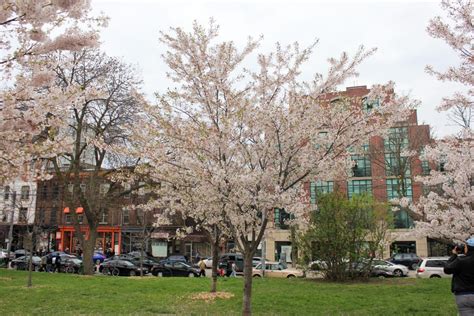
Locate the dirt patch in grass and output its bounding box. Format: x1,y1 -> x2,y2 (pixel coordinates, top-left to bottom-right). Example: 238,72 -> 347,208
190,291 -> 235,303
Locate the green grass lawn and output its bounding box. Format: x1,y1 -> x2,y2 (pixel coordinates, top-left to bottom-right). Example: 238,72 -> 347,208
0,269 -> 457,315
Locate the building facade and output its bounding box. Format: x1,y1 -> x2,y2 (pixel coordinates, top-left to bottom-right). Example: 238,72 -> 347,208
262,86 -> 445,263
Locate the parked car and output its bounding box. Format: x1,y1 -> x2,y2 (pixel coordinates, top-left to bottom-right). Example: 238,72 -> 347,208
13,249 -> 30,258
159,255 -> 188,264
252,257 -> 271,267
371,259 -> 409,277
99,259 -> 144,276
253,261 -> 304,278
388,253 -> 421,270
218,253 -> 244,275
10,255 -> 41,270
151,261 -> 200,277
416,257 -> 450,278
106,255 -> 158,273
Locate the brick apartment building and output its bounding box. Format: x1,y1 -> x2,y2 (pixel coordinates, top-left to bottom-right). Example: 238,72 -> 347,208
262,86 -> 446,264
34,175 -> 209,260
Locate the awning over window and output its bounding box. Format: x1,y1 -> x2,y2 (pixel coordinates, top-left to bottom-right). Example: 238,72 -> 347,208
63,207 -> 84,214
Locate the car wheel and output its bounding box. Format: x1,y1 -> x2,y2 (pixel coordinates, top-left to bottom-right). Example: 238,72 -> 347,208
287,275 -> 295,279
410,263 -> 418,270
188,272 -> 195,277
66,266 -> 75,274
102,268 -> 109,275
112,268 -> 120,276
129,270 -> 136,277
253,274 -> 261,278
430,275 -> 441,278
393,269 -> 403,277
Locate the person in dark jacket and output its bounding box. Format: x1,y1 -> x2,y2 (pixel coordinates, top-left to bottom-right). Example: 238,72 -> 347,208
444,237 -> 474,316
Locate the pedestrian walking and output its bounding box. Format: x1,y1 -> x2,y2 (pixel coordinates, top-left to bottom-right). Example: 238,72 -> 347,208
444,237 -> 474,316
46,254 -> 53,272
230,262 -> 237,277
54,254 -> 61,273
198,258 -> 206,277
40,255 -> 47,272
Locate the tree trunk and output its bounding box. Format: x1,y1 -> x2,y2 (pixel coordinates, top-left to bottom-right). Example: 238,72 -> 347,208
27,234 -> 34,288
242,252 -> 254,316
82,230 -> 97,275
210,238 -> 219,293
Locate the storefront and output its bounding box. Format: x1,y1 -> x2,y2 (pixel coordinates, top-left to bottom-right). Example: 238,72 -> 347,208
57,226 -> 121,254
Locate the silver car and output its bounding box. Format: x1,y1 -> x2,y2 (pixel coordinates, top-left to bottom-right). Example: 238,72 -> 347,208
416,257 -> 450,278
371,259 -> 409,277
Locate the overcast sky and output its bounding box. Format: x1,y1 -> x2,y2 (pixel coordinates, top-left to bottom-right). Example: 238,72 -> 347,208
92,0 -> 463,138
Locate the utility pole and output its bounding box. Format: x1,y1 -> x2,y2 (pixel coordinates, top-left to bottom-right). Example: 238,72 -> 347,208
6,190 -> 17,266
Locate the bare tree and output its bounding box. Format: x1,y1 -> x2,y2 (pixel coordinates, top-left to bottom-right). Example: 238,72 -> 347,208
39,48 -> 145,275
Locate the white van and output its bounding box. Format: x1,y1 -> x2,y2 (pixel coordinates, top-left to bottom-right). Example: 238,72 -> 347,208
416,257 -> 450,278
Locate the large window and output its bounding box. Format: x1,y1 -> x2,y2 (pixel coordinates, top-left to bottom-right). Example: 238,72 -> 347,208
20,186 -> 29,200
386,178 -> 413,200
99,209 -> 108,224
385,153 -> 411,177
384,127 -> 409,151
347,180 -> 372,199
351,155 -> 371,177
122,209 -> 130,225
393,208 -> 414,229
362,97 -> 380,113
274,208 -> 292,229
309,181 -> 334,204
4,186 -> 10,200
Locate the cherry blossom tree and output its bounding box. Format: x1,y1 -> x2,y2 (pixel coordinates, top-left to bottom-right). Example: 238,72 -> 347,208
133,21 -> 413,315
411,0 -> 473,242
0,0 -> 105,183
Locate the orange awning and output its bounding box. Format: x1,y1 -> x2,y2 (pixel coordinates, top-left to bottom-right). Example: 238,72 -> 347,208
76,207 -> 83,214
63,207 -> 70,214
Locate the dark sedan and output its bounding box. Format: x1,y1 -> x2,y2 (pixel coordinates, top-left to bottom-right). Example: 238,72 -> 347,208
151,261 -> 200,277
106,255 -> 158,273
99,259 -> 144,276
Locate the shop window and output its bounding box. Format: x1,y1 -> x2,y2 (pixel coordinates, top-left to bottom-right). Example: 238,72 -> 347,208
347,180 -> 372,199
390,241 -> 416,255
